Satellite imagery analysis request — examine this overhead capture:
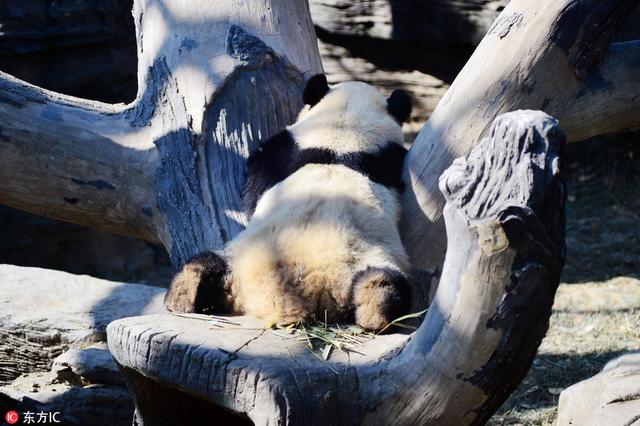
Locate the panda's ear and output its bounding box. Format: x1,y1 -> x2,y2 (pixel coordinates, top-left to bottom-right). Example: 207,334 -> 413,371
303,74 -> 330,106
387,90 -> 412,123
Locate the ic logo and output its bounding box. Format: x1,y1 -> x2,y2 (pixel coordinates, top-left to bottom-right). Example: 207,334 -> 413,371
4,410 -> 19,425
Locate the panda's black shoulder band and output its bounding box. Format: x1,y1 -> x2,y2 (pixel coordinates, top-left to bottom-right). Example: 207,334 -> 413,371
353,143 -> 407,192
244,135 -> 407,217
243,130 -> 296,216
287,143 -> 407,192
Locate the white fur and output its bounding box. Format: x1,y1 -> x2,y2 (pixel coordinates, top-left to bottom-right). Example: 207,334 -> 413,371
289,81 -> 404,155
225,165 -> 408,325
221,81 -> 409,326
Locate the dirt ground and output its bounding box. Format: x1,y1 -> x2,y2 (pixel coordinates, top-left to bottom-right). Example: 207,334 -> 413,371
490,134 -> 640,425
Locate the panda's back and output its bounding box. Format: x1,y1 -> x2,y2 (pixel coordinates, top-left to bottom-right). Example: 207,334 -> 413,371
255,163 -> 397,218
226,164 -> 408,321
235,164 -> 403,258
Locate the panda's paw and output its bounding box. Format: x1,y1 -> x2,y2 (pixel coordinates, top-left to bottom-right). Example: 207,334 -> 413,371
352,267 -> 411,332
263,314 -> 304,329
256,298 -> 310,329
164,252 -> 231,314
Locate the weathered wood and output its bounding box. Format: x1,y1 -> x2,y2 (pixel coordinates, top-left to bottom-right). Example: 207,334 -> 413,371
0,76 -> 159,243
557,352 -> 640,426
107,110 -> 566,425
0,0 -> 139,221
107,313 -> 410,425
0,264 -> 165,385
401,0 -> 640,272
310,0 -> 508,45
0,265 -> 166,425
0,0 -> 323,267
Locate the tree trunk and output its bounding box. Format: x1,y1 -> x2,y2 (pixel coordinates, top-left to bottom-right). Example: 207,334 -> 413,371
401,0 -> 640,273
107,110 -> 566,425
0,0 -> 323,267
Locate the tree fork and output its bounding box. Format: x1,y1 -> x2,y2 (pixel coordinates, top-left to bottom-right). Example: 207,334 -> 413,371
0,0 -> 323,266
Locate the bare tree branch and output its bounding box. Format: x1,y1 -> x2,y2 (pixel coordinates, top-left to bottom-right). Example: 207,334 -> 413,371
558,40 -> 640,141
0,0 -> 323,265
401,0 -> 640,274
0,72 -> 161,243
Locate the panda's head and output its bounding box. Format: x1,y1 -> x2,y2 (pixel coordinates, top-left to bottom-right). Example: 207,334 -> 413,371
291,74 -> 412,154
301,74 -> 412,124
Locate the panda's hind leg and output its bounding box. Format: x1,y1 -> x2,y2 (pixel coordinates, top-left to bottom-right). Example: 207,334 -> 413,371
352,267 -> 411,332
165,252 -> 232,314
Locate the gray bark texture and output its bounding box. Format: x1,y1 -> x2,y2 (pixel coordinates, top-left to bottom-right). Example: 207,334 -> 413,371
401,0 -> 640,273
107,110 -> 567,425
0,0 -> 323,268
0,264 -> 165,426
0,0 -> 637,424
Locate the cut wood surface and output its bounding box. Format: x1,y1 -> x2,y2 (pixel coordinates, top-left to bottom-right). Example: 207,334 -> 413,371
401,0 -> 640,271
108,110 -> 566,425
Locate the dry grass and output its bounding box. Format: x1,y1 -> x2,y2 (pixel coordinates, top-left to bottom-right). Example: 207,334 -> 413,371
273,309 -> 426,361
490,277 -> 640,425
273,321 -> 375,362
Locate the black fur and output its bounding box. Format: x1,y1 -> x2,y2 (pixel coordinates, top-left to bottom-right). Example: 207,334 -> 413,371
387,90 -> 412,123
352,143 -> 407,193
243,131 -> 408,216
183,252 -> 231,314
303,74 -> 330,106
292,144 -> 407,193
243,131 -> 296,215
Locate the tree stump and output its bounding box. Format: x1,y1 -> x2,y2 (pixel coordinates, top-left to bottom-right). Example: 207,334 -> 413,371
107,110 -> 566,425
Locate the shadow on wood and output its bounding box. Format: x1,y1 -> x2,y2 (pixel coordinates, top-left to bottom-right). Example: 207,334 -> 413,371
107,110 -> 566,425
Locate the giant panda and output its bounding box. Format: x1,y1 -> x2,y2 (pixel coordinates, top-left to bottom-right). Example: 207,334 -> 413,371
164,74 -> 413,331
